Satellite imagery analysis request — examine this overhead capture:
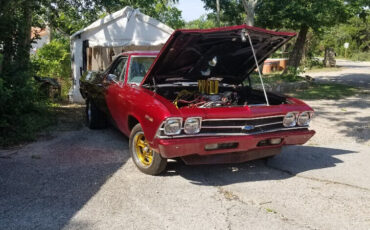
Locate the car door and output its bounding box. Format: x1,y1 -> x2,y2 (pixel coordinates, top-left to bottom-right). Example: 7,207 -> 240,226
105,56 -> 129,131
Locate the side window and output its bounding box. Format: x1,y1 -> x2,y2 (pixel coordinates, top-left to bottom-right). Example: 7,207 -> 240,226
109,57 -> 127,81
127,56 -> 155,84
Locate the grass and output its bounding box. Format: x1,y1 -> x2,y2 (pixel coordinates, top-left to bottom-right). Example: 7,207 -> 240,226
250,73 -> 305,85
288,83 -> 359,100
265,208 -> 277,214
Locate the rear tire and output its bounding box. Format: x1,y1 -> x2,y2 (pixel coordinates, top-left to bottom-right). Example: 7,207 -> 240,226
129,124 -> 167,175
86,99 -> 107,129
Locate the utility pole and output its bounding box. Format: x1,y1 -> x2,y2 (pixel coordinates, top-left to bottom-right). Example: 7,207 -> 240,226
216,0 -> 220,27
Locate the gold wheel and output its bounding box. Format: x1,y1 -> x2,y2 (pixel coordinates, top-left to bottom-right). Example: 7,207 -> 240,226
130,124 -> 167,175
133,132 -> 153,167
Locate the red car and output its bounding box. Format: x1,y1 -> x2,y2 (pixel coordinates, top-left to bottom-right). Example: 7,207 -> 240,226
80,25 -> 315,175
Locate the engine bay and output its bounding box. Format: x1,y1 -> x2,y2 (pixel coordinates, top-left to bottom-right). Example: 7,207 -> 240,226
173,89 -> 239,108
154,78 -> 288,109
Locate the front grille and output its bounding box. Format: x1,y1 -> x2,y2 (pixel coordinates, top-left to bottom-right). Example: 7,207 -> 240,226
157,115 -> 308,138
201,116 -> 285,134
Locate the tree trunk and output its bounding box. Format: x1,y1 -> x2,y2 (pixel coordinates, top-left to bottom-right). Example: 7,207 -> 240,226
15,0 -> 33,71
0,0 -> 15,74
284,24 -> 309,73
216,0 -> 220,27
242,0 -> 257,26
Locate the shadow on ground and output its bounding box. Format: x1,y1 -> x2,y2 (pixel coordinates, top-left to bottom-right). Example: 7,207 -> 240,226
0,125 -> 129,229
311,95 -> 370,143
162,145 -> 355,186
315,73 -> 370,88
0,101 -> 361,229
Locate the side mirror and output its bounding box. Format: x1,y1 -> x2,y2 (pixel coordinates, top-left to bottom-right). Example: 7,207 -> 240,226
107,74 -> 118,84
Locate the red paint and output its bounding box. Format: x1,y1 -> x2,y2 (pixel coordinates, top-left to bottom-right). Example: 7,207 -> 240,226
153,130 -> 315,158
101,26 -> 314,162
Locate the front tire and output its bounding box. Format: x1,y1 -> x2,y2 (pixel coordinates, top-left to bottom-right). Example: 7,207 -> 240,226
129,124 -> 167,175
86,99 -> 107,129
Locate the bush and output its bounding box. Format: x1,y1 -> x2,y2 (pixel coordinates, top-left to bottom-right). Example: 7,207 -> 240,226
351,52 -> 370,61
32,39 -> 72,100
0,70 -> 54,147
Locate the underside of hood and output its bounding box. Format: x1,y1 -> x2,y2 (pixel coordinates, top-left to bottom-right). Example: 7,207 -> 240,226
142,25 -> 296,85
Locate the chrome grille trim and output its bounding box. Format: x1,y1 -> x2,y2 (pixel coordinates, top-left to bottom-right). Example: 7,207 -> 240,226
202,126 -> 244,129
157,127 -> 308,139
202,115 -> 285,121
155,115 -> 309,139
201,121 -> 284,129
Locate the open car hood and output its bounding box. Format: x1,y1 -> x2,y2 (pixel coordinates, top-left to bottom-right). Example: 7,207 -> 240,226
142,25 -> 296,85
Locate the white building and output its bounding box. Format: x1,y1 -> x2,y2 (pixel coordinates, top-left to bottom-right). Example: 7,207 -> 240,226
69,6 -> 174,103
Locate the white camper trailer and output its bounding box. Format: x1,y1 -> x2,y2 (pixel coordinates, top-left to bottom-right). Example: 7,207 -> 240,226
70,6 -> 173,103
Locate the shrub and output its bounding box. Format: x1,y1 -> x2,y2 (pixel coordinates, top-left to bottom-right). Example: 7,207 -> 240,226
0,70 -> 54,147
32,39 -> 72,100
351,52 -> 370,61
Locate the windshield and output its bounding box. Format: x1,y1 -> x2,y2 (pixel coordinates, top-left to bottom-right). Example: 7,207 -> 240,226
127,56 -> 156,84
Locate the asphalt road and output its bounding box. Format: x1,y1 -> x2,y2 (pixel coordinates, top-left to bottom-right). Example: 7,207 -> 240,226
1,63 -> 370,229
307,60 -> 370,88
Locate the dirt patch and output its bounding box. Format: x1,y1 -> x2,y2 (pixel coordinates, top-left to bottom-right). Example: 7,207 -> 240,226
51,103 -> 85,131
34,103 -> 85,142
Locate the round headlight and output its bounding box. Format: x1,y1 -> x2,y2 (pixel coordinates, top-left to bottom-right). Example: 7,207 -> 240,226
184,117 -> 202,134
164,118 -> 182,135
297,112 -> 311,126
283,112 -> 297,127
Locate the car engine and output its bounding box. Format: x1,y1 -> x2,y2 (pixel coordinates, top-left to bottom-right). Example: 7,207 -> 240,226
173,79 -> 239,108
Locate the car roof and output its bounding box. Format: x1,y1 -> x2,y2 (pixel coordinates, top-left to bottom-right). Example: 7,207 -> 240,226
121,50 -> 160,56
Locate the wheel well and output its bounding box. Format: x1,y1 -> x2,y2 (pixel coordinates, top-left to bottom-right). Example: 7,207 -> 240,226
128,116 -> 139,131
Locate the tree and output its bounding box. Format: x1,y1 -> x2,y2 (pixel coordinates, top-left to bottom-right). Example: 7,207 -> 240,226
310,14 -> 370,61
202,0 -> 258,26
241,0 -> 258,26
185,15 -> 217,29
256,0 -> 354,72
202,0 -> 246,26
32,39 -> 72,97
0,0 -> 185,145
40,0 -> 184,35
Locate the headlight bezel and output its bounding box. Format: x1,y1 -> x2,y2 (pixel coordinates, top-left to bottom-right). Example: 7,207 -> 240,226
283,112 -> 297,127
184,117 -> 202,134
297,111 -> 311,126
163,117 -> 183,135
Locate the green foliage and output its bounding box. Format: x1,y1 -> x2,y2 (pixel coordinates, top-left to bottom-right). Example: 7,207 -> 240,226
185,15 -> 217,29
0,0 -> 187,147
39,0 -> 185,35
0,70 -> 54,147
351,52 -> 370,61
249,72 -> 305,85
256,0 -> 351,32
0,0 -> 54,146
32,39 -> 72,98
256,0 -> 354,71
290,83 -> 358,100
151,2 -> 185,29
32,40 -> 71,80
201,0 -> 246,26
313,15 -> 370,60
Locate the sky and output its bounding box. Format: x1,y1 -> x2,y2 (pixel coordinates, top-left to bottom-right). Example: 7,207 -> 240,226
176,0 -> 209,22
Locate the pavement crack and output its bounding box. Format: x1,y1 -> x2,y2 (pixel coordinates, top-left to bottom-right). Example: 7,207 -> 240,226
216,186 -> 316,229
265,162 -> 370,192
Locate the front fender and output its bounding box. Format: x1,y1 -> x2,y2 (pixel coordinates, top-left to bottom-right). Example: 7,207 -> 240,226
126,87 -> 180,143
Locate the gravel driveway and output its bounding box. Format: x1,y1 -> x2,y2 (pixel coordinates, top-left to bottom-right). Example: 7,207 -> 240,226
1,83 -> 370,229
